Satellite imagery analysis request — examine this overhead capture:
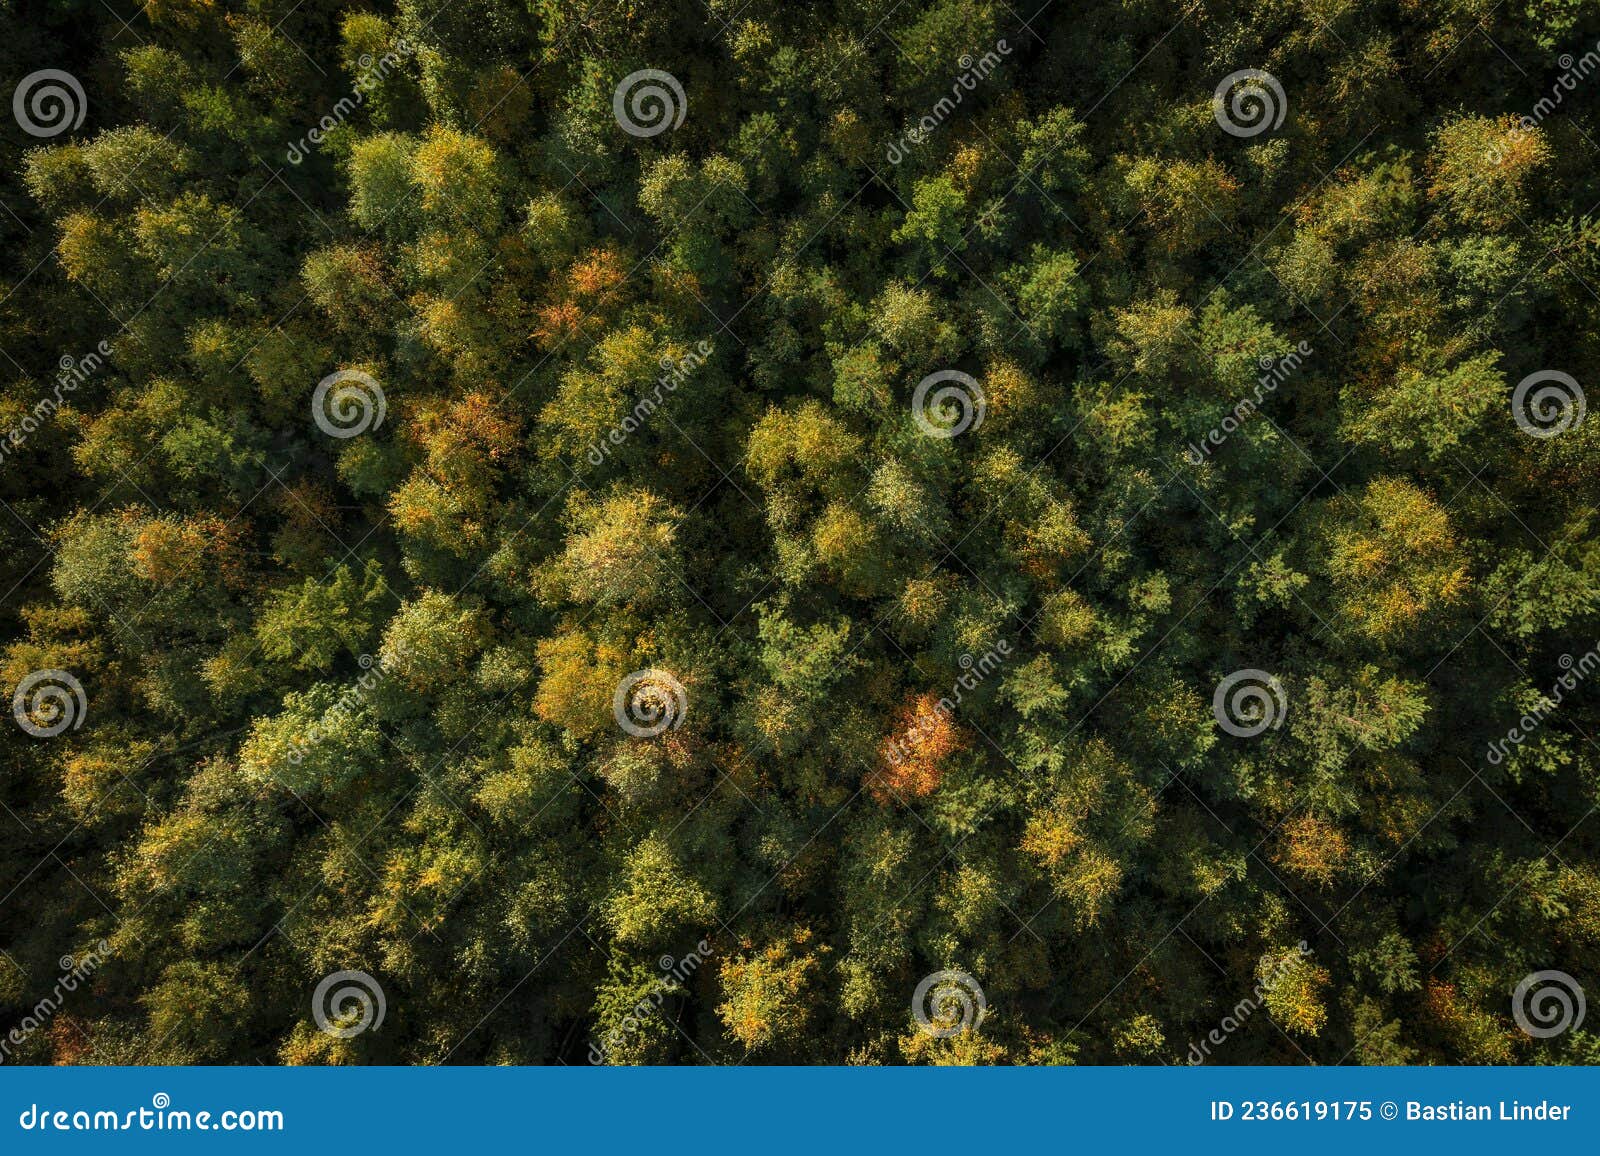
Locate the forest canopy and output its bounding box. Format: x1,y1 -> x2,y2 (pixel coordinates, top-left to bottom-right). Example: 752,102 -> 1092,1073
1,0 -> 1599,1065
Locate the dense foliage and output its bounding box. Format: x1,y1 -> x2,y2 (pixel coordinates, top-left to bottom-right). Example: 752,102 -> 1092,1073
3,0 -> 1600,1065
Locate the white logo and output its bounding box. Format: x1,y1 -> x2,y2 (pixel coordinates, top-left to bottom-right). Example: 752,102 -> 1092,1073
1511,371 -> 1585,438
613,669 -> 688,738
912,370 -> 986,439
1213,69 -> 1287,138
312,370 -> 386,438
13,70 -> 86,138
1512,970 -> 1585,1038
912,970 -> 986,1038
12,669 -> 86,737
312,969 -> 386,1038
613,69 -> 686,138
1212,669 -> 1286,738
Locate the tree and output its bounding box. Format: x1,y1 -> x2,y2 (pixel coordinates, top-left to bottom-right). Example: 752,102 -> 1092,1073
3,0 -> 1598,1070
